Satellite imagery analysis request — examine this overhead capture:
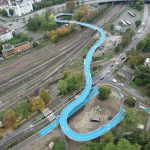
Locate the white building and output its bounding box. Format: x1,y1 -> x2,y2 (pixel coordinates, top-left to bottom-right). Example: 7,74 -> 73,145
0,25 -> 13,42
0,0 -> 33,16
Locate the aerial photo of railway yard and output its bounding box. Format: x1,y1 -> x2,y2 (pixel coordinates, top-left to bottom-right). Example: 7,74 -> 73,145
0,0 -> 150,150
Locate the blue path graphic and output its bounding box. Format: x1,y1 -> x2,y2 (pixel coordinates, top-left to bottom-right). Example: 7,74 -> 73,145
38,13 -> 125,141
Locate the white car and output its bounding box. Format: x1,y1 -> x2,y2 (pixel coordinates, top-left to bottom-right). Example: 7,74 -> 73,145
107,70 -> 110,74
116,62 -> 119,65
112,79 -> 117,83
120,83 -> 125,87
119,53 -> 122,57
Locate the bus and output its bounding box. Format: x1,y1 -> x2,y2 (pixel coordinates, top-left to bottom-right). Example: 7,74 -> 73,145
128,11 -> 135,17
120,19 -> 127,26
126,20 -> 131,25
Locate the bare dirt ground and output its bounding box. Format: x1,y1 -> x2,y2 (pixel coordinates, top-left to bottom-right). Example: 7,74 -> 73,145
69,91 -> 120,134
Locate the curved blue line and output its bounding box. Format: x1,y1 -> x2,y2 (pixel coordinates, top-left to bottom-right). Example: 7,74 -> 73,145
54,13 -> 125,141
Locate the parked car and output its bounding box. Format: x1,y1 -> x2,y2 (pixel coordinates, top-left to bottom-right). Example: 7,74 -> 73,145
100,76 -> 104,80
112,79 -> 117,83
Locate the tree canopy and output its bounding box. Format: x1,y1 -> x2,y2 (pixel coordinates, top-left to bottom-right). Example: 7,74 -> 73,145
98,86 -> 111,100
3,109 -> 17,128
57,71 -> 85,95
137,32 -> 150,52
16,101 -> 30,119
39,88 -> 50,104
30,96 -> 45,112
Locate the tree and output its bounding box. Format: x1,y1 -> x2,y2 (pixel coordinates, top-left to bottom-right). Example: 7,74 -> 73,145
137,32 -> 150,52
30,96 -> 45,112
3,109 -> 17,128
124,129 -> 150,147
27,16 -> 40,31
39,88 -> 50,104
57,80 -> 68,94
66,0 -> 75,12
116,138 -> 140,150
121,107 -> 141,128
124,96 -> 136,108
114,45 -> 122,53
49,14 -> 56,30
50,30 -> 59,42
63,68 -> 70,78
98,86 -> 111,100
135,20 -> 141,27
57,71 -> 85,95
127,54 -> 144,68
16,101 -> 30,119
134,65 -> 150,86
0,128 -> 3,139
74,5 -> 91,22
80,141 -> 100,150
0,9 -> 8,17
9,8 -> 14,16
121,28 -> 135,47
103,142 -> 116,150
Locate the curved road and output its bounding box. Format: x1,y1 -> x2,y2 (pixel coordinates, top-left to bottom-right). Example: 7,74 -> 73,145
39,13 -> 125,141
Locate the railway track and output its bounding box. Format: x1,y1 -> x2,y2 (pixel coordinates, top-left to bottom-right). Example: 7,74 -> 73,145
0,37 -> 91,110
0,5 -> 124,110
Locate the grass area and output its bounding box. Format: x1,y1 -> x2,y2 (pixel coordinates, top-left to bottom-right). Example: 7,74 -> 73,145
128,81 -> 137,88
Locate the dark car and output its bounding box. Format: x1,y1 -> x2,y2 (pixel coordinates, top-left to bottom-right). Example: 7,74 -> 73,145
110,64 -> 113,67
121,57 -> 125,60
100,76 -> 104,80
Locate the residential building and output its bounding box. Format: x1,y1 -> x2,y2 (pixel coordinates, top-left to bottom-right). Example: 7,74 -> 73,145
0,25 -> 13,42
0,0 -> 33,16
2,41 -> 30,58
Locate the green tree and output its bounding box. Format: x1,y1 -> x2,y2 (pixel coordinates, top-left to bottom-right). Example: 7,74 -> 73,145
66,0 -> 75,12
3,109 -> 17,128
0,9 -> 8,17
49,14 -> 56,30
128,54 -> 144,68
74,5 -> 91,22
135,20 -> 141,27
121,107 -> 141,128
57,80 -> 68,94
39,88 -> 50,104
134,65 -> 150,86
80,141 -> 100,150
9,8 -> 14,16
0,128 -> 3,139
137,32 -> 150,52
27,16 -> 40,31
103,142 -> 115,150
116,138 -> 140,150
98,86 -> 111,100
121,28 -> 135,47
30,96 -> 45,112
124,96 -> 136,108
16,101 -> 30,119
